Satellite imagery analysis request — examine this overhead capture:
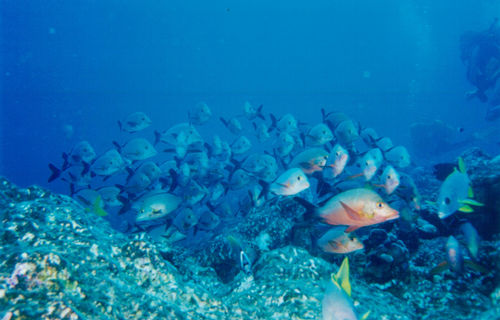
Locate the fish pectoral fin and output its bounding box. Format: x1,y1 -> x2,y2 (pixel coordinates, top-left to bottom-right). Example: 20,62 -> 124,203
430,261 -> 449,275
299,161 -> 313,170
464,259 -> 489,273
459,198 -> 484,207
340,201 -> 364,221
345,225 -> 361,233
458,205 -> 474,213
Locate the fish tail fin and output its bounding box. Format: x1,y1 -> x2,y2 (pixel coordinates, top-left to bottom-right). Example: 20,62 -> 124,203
257,180 -> 270,200
61,152 -> 70,170
333,257 -> 351,296
112,141 -> 122,153
93,195 -> 108,217
219,117 -> 228,127
293,196 -> 319,221
269,113 -> 277,130
257,104 -> 265,120
168,169 -> 179,193
48,163 -> 61,182
154,130 -> 162,145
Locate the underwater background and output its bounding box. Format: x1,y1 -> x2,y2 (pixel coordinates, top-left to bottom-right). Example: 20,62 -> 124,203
3,0 -> 500,190
2,1 -> 500,319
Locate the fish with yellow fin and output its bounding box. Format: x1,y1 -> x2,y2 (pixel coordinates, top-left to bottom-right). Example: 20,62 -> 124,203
296,188 -> 399,233
322,257 -> 370,320
436,157 -> 483,219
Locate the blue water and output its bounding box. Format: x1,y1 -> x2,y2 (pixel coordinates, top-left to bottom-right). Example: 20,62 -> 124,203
2,0 -> 499,192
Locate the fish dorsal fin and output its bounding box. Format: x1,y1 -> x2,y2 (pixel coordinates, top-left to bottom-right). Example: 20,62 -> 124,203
458,157 -> 466,173
334,257 -> 351,296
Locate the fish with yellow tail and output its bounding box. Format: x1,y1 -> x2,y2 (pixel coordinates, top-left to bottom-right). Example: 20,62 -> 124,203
322,257 -> 370,320
295,188 -> 399,232
434,157 -> 483,219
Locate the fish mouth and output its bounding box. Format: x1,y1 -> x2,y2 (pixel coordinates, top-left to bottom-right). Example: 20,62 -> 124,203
387,210 -> 400,220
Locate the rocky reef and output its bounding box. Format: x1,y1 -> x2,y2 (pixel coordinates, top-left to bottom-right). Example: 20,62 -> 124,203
1,145 -> 500,320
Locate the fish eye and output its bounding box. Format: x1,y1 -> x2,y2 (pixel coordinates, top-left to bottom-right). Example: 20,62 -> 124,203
336,152 -> 340,156
387,175 -> 391,179
445,197 -> 451,205
377,202 -> 384,208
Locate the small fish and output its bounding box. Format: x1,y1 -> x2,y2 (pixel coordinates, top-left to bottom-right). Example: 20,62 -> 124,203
360,127 -> 379,146
197,210 -> 221,231
135,161 -> 161,182
188,102 -> 212,125
120,172 -> 151,194
296,188 -> 399,232
397,173 -> 421,210
460,222 -> 480,260
269,167 -> 310,196
115,138 -> 157,161
173,207 -> 199,233
359,148 -> 383,181
118,112 -> 152,133
229,169 -> 254,190
324,144 -> 349,179
317,226 -> 364,254
334,120 -> 359,145
155,123 -> 203,157
63,141 -> 97,169
96,186 -> 122,207
270,113 -> 298,133
231,136 -> 252,155
253,122 -> 271,142
73,188 -> 100,206
290,148 -> 329,175
134,191 -> 182,222
275,132 -> 295,157
182,180 -> 208,206
306,123 -> 334,146
322,111 -> 350,130
220,117 -> 243,135
91,149 -> 128,176
437,158 -> 482,219
377,165 -> 400,195
375,137 -> 393,152
243,101 -> 265,120
208,182 -> 226,205
430,236 -> 488,275
384,146 -> 411,168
